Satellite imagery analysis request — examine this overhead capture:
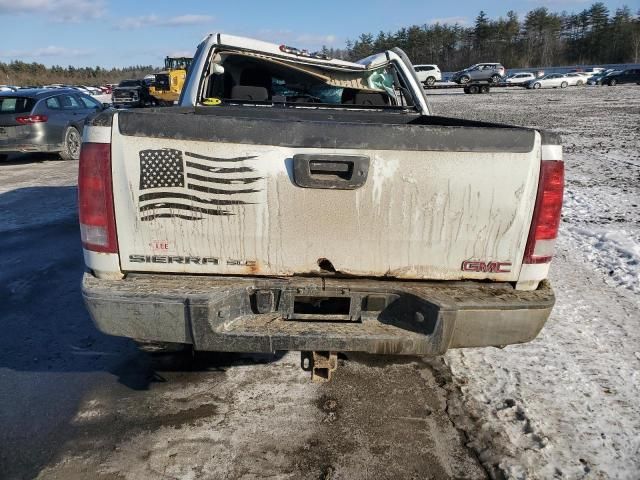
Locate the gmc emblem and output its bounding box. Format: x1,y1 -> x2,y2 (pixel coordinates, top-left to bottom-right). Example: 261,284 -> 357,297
461,260 -> 512,273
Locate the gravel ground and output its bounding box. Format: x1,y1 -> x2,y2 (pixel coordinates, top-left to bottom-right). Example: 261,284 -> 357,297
1,84 -> 638,479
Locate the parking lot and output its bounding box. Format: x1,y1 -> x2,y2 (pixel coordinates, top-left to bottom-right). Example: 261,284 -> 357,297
1,85 -> 639,479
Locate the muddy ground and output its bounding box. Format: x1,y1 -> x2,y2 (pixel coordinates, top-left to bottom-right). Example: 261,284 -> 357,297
1,84 -> 638,479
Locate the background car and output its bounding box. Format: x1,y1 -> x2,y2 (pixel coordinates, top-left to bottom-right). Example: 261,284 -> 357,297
582,67 -> 606,76
0,88 -> 106,161
451,63 -> 506,84
588,70 -> 621,85
413,64 -> 442,85
600,68 -> 640,86
526,73 -> 569,89
505,72 -> 535,84
564,73 -> 589,86
111,79 -> 154,108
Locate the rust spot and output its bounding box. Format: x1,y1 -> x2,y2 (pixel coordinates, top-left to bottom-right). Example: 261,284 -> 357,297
248,261 -> 260,275
317,258 -> 336,273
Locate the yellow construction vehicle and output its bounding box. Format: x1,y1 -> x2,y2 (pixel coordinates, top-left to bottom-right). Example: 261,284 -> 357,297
149,56 -> 192,106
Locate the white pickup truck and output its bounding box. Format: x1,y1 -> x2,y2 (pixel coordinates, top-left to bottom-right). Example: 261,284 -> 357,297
79,34 -> 563,376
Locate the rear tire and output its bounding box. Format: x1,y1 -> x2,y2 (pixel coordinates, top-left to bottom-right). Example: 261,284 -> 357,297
577,80 -> 584,86
458,75 -> 470,84
59,126 -> 81,160
533,82 -> 542,89
425,76 -> 436,86
468,85 -> 480,94
609,79 -> 617,86
480,85 -> 490,94
490,74 -> 501,84
560,81 -> 568,88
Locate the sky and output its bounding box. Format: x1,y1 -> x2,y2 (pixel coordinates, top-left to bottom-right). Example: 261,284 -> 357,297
0,0 -> 636,68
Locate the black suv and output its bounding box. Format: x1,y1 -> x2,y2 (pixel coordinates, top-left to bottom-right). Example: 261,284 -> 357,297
111,79 -> 154,108
601,69 -> 640,86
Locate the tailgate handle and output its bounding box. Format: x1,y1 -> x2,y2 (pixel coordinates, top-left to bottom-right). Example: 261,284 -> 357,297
293,154 -> 369,190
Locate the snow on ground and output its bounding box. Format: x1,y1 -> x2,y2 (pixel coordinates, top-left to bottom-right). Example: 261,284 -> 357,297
563,184 -> 640,294
429,85 -> 640,479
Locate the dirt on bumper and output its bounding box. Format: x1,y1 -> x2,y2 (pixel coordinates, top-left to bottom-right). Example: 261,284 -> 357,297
82,273 -> 554,355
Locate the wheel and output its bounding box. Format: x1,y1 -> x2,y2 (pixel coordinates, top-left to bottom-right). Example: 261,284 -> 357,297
0,154 -> 8,162
577,80 -> 584,86
458,75 -> 470,84
425,76 -> 436,86
490,74 -> 501,84
59,126 -> 81,160
468,85 -> 480,94
609,79 -> 617,86
480,85 -> 490,94
533,82 -> 542,89
560,81 -> 568,88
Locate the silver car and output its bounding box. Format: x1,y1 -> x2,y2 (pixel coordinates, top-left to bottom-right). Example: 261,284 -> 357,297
526,74 -> 569,89
451,63 -> 506,84
0,88 -> 106,161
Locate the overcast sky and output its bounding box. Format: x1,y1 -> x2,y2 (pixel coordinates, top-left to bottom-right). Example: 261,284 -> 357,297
0,0 -> 635,68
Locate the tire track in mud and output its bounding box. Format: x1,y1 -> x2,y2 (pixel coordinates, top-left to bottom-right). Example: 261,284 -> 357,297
35,353 -> 487,480
291,354 -> 488,480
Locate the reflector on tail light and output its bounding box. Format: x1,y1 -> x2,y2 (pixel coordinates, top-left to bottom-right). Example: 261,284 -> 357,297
78,143 -> 118,253
15,114 -> 48,124
523,160 -> 564,264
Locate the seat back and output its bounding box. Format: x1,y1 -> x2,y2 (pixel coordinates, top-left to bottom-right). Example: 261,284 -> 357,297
230,86 -> 269,101
342,89 -> 389,106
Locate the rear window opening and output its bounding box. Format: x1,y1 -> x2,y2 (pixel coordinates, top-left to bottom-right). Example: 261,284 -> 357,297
199,52 -> 416,109
0,97 -> 36,114
118,80 -> 143,88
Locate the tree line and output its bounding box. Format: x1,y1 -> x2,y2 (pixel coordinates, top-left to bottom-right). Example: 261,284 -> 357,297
0,61 -> 156,86
2,3 -> 639,85
322,3 -> 640,70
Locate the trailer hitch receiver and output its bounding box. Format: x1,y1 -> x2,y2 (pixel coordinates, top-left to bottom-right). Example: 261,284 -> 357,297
301,351 -> 338,382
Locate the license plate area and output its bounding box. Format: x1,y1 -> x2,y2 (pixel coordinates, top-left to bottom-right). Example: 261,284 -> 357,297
281,290 -> 363,322
291,295 -> 353,321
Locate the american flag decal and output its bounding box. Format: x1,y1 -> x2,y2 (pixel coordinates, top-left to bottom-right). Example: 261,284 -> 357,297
138,149 -> 262,221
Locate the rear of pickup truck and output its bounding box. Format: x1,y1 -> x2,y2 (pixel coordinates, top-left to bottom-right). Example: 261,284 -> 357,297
79,34 -> 563,361
79,106 -> 563,356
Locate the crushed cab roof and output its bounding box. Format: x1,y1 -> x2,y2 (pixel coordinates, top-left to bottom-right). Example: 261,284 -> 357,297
205,33 -> 372,72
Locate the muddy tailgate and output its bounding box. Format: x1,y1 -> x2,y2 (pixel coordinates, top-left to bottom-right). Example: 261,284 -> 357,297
110,111 -> 541,282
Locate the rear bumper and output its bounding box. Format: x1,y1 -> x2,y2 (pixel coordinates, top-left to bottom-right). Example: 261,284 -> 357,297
0,143 -> 58,153
112,96 -> 144,108
0,125 -> 57,153
82,273 -> 555,355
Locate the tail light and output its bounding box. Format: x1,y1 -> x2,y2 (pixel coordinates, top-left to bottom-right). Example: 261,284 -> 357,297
78,143 -> 118,253
523,160 -> 564,264
15,114 -> 48,124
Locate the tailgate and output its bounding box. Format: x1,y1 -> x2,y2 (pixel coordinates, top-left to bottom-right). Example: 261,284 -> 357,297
110,112 -> 541,282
